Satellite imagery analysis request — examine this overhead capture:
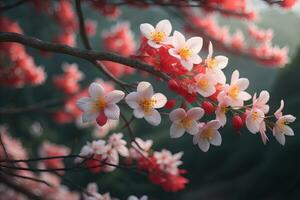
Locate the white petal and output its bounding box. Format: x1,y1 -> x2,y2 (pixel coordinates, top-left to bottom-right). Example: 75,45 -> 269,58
137,81 -> 153,99
156,19 -> 172,36
283,125 -> 294,136
105,90 -> 125,104
189,54 -> 202,64
231,70 -> 239,84
181,60 -> 193,71
235,78 -> 249,91
186,121 -> 198,135
169,108 -> 186,122
76,97 -> 92,111
144,109 -> 161,126
246,117 -> 260,133
283,115 -> 296,123
215,56 -> 228,69
210,131 -> 222,146
82,111 -> 97,123
140,23 -> 155,39
198,139 -> 210,152
133,108 -> 144,118
258,90 -> 270,104
170,123 -> 185,138
89,82 -> 104,100
148,40 -> 162,48
207,120 -> 221,130
238,91 -> 251,101
118,146 -> 129,157
125,92 -> 139,109
172,31 -> 185,49
104,104 -> 120,120
187,107 -> 204,121
186,37 -> 203,53
152,93 -> 167,108
207,41 -> 213,59
168,48 -> 181,59
274,132 -> 285,145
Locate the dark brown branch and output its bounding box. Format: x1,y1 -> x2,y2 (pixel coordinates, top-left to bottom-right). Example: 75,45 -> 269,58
74,0 -> 133,90
0,32 -> 170,81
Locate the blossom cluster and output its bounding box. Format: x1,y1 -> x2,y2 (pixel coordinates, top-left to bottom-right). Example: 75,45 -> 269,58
0,17 -> 46,87
77,19 -> 296,153
76,134 -> 188,192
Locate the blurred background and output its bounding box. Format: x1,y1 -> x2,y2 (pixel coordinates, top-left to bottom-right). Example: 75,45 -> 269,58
1,0 -> 300,199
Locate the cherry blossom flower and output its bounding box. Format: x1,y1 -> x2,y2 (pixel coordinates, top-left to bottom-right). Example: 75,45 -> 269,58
154,149 -> 183,175
129,137 -> 153,159
245,108 -> 265,134
168,31 -> 203,70
216,95 -> 230,127
193,120 -> 222,152
76,82 -> 125,124
193,71 -> 217,97
169,107 -> 204,138
108,133 -> 129,157
205,41 -> 228,84
140,19 -> 172,48
273,100 -> 296,145
218,70 -> 251,107
125,81 -> 167,126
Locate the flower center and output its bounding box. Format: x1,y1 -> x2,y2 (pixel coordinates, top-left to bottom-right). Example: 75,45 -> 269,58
228,85 -> 239,99
151,31 -> 166,43
197,79 -> 209,90
94,98 -> 107,111
178,47 -> 192,60
221,106 -> 228,113
277,119 -> 288,132
251,111 -> 260,121
207,58 -> 217,69
200,128 -> 215,140
139,99 -> 156,114
180,117 -> 192,129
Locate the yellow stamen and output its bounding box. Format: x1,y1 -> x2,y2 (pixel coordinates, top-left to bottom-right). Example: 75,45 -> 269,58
207,58 -> 217,69
251,111 -> 260,121
151,31 -> 166,43
221,106 -> 228,114
200,128 -> 215,140
178,47 -> 192,60
139,98 -> 157,114
228,85 -> 239,99
179,117 -> 192,129
93,98 -> 107,111
277,119 -> 288,132
198,79 -> 209,90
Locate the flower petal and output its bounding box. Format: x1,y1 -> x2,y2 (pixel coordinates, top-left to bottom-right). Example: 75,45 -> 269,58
133,108 -> 144,118
140,23 -> 155,39
148,40 -> 162,48
186,36 -> 203,53
172,31 -> 185,49
169,108 -> 186,122
170,123 -> 185,138
236,78 -> 249,91
89,82 -> 104,100
156,19 -> 172,36
207,41 -> 213,59
210,131 -> 222,146
76,97 -> 93,111
104,104 -> 120,120
153,93 -> 167,108
144,109 -> 161,126
137,81 -> 153,99
215,55 -> 228,69
125,92 -> 139,109
82,111 -> 97,123
187,107 -> 204,121
197,138 -> 210,152
105,90 -> 125,104
186,121 -> 198,135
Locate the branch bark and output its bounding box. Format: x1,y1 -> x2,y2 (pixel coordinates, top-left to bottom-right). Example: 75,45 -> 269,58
0,32 -> 170,81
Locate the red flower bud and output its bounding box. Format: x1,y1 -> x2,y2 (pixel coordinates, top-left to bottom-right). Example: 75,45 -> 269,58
96,112 -> 107,126
165,99 -> 176,109
232,115 -> 244,133
201,101 -> 215,115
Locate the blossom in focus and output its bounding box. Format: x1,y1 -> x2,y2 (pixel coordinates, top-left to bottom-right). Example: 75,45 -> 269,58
108,133 -> 129,157
168,31 -> 203,70
125,81 -> 167,126
194,71 -> 217,97
76,82 -> 125,125
205,41 -> 228,84
169,107 -> 204,138
193,120 -> 222,152
273,100 -> 296,145
218,70 -> 251,107
140,19 -> 172,48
